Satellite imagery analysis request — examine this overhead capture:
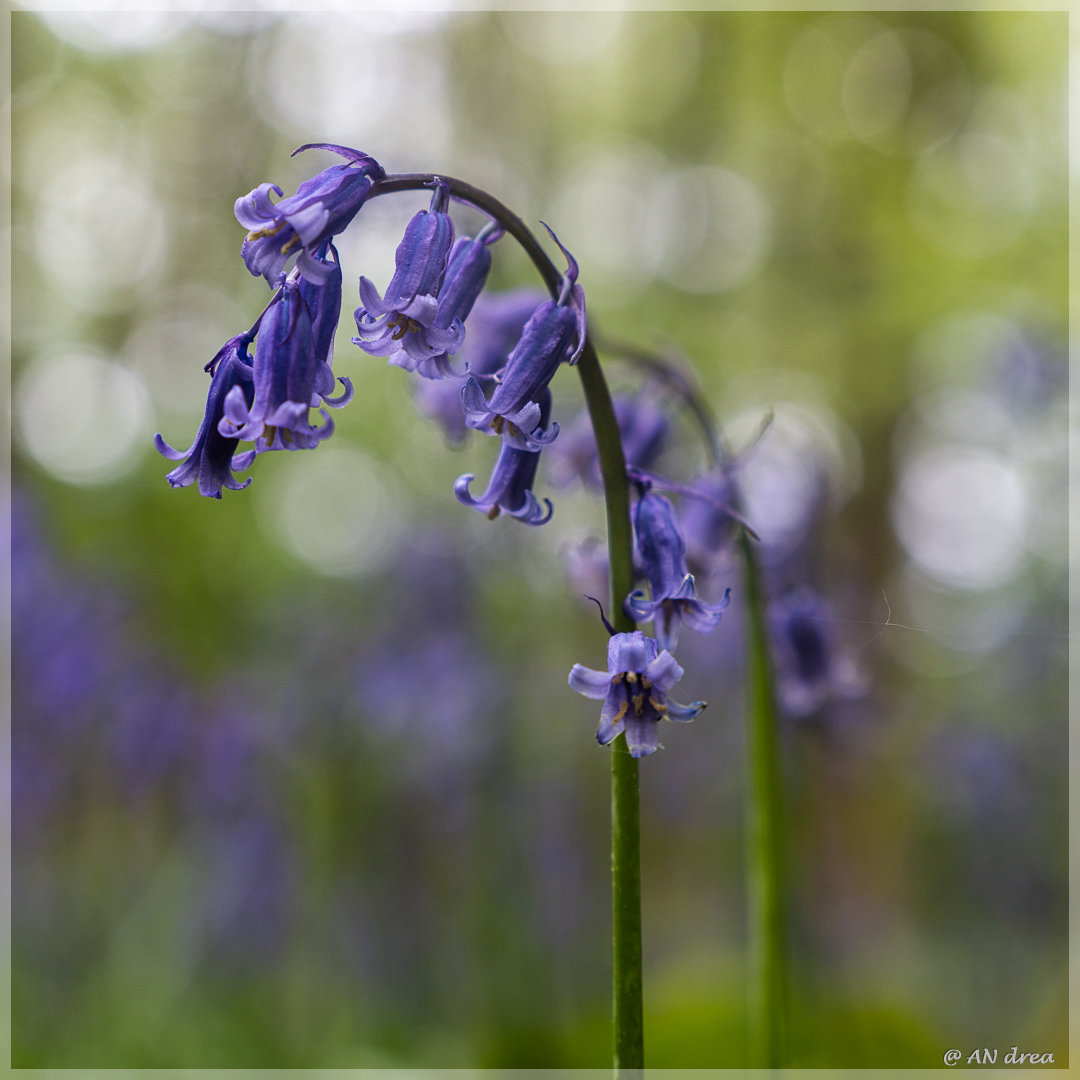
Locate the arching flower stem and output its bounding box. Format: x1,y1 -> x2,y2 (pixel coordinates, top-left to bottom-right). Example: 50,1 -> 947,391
370,172 -> 642,1074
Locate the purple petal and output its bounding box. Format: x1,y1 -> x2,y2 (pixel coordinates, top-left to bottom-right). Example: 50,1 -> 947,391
234,183 -> 283,229
597,689 -> 627,746
607,631 -> 649,676
154,433 -> 188,461
664,698 -> 706,723
644,649 -> 685,693
568,663 -> 611,700
680,591 -> 731,633
321,376 -> 353,407
622,717 -> 661,757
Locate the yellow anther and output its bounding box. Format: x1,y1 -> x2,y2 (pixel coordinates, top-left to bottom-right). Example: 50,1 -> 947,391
632,693 -> 645,717
280,233 -> 301,256
611,701 -> 629,724
389,314 -> 421,341
625,672 -> 638,684
640,676 -> 652,689
245,220 -> 286,242
486,505 -> 500,521
649,695 -> 667,713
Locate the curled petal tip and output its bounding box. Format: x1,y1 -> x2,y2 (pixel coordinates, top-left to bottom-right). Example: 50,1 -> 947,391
540,221 -> 578,285
291,143 -> 384,174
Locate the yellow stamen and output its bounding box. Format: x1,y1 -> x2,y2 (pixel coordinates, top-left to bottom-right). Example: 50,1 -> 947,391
245,220 -> 286,242
280,233 -> 301,256
650,695 -> 667,713
389,314 -> 422,341
611,701 -> 629,725
632,693 -> 645,717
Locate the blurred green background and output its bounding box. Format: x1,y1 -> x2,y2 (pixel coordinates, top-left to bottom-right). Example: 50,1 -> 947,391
10,6 -> 1068,1069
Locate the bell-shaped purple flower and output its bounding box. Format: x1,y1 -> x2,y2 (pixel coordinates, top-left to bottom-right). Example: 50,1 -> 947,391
433,225 -> 500,334
625,491 -> 730,651
459,228 -> 585,451
218,277 -> 335,453
298,243 -> 353,409
411,287 -> 545,444
397,221 -> 504,381
235,144 -> 383,285
353,182 -> 464,376
569,630 -> 706,757
455,389 -> 554,525
155,335 -> 256,498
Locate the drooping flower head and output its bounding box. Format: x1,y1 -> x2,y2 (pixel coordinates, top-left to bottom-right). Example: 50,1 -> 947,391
155,334 -> 256,498
297,243 -> 353,408
353,181 -> 467,378
460,227 -> 586,451
235,144 -> 384,284
625,490 -> 730,652
219,274 -> 337,453
411,287 -> 546,444
569,630 -> 706,757
455,389 -> 554,525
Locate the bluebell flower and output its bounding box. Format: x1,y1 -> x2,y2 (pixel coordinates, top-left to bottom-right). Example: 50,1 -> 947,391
411,287 -> 545,444
569,630 -> 706,757
235,143 -> 383,284
679,466 -> 743,570
548,388 -> 669,489
455,389 -> 554,525
219,272 -> 347,453
625,491 -> 730,651
353,182 -> 466,378
155,335 -> 257,498
767,586 -> 864,718
297,243 -> 353,408
405,222 -> 502,379
460,228 -> 585,451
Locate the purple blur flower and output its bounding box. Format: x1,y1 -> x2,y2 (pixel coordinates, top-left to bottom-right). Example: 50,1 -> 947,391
235,144 -> 383,284
460,228 -> 585,451
569,630 -> 706,757
455,389 -> 554,525
155,335 -> 256,497
219,272 -> 346,453
411,287 -> 545,444
548,388 -> 669,489
625,491 -> 730,651
768,587 -> 864,718
680,466 -> 742,571
353,182 -> 466,377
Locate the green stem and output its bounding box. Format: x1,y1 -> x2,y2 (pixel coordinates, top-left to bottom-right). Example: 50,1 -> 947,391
739,530 -> 787,1068
578,344 -> 642,1077
370,173 -> 643,1073
593,333 -> 789,1069
578,341 -> 642,1075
